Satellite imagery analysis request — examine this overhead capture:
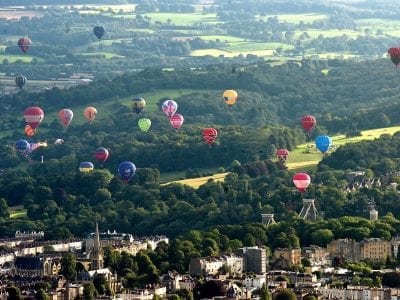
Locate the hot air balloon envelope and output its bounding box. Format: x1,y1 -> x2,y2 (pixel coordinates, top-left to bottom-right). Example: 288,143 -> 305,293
169,114 -> 184,129
24,107 -> 44,130
388,47 -> 400,66
315,135 -> 332,153
24,125 -> 35,137
202,128 -> 218,147
15,74 -> 26,89
15,139 -> 31,154
84,107 -> 97,123
18,37 -> 32,53
138,118 -> 151,132
276,148 -> 289,162
58,109 -> 74,127
131,97 -> 146,115
162,100 -> 178,118
293,173 -> 311,193
93,26 -> 105,40
118,161 -> 136,182
223,90 -> 238,106
79,162 -> 94,172
301,115 -> 317,133
94,147 -> 109,164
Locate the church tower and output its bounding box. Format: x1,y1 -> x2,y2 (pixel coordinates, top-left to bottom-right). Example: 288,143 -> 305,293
91,222 -> 104,270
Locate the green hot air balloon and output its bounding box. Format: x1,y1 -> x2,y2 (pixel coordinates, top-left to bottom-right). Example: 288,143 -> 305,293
138,118 -> 151,132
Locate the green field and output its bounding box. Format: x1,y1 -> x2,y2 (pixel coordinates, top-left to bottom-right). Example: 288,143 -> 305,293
0,54 -> 39,63
80,52 -> 125,59
9,206 -> 27,219
294,29 -> 362,39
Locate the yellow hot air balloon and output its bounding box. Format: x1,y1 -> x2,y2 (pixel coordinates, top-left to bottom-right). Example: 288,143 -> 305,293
84,107 -> 97,123
223,89 -> 238,107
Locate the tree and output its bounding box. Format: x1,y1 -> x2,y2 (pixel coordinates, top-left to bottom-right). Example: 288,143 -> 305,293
382,271 -> 400,288
6,286 -> 21,300
260,283 -> 271,300
83,283 -> 97,300
273,289 -> 296,300
35,289 -> 49,300
61,253 -> 77,282
310,229 -> 334,247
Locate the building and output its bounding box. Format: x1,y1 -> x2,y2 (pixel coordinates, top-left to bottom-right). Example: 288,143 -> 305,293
243,274 -> 266,289
15,230 -> 44,239
236,246 -> 267,274
189,255 -> 243,276
359,238 -> 392,261
302,245 -> 330,266
13,255 -> 61,276
327,238 -> 359,262
90,222 -> 103,270
273,248 -> 301,267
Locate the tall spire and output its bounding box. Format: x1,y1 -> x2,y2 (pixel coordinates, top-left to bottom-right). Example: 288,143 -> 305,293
91,222 -> 103,270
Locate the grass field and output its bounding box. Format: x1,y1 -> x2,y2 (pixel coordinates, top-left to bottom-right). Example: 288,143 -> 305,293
0,54 -> 38,63
139,12 -> 219,26
80,52 -> 125,59
9,206 -> 27,219
164,125 -> 400,188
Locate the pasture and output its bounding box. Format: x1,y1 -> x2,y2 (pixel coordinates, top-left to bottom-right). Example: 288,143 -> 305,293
259,13 -> 329,24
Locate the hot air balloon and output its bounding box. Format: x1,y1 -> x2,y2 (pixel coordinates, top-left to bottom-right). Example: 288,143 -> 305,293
24,107 -> 44,130
118,161 -> 136,183
15,139 -> 31,154
276,148 -> 289,162
30,141 -> 47,152
79,162 -> 94,173
223,89 -> 238,107
24,125 -> 35,137
162,100 -> 178,118
94,147 -> 109,164
202,128 -> 218,147
131,97 -> 146,115
58,109 -> 74,127
293,173 -> 311,193
54,139 -> 64,145
169,114 -> 184,130
15,74 -> 26,89
315,135 -> 332,154
138,118 -> 151,132
93,26 -> 105,40
84,107 -> 97,123
388,47 -> 400,67
301,115 -> 316,133
17,37 -> 32,54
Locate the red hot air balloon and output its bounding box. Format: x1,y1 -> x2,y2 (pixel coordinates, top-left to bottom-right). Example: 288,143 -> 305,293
202,128 -> 218,147
94,147 -> 109,164
293,173 -> 311,193
276,148 -> 289,162
169,114 -> 184,129
18,37 -> 32,54
301,115 -> 316,133
388,47 -> 400,67
24,107 -> 44,130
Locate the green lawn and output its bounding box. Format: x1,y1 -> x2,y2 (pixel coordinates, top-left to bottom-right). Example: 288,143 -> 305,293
0,54 -> 40,63
140,12 -> 219,26
80,52 -> 125,59
195,35 -> 247,42
9,206 -> 27,219
223,41 -> 294,52
294,29 -> 362,39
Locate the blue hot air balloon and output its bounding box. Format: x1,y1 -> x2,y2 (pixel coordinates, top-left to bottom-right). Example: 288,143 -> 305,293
79,162 -> 94,173
118,161 -> 136,183
315,135 -> 332,154
15,139 -> 31,154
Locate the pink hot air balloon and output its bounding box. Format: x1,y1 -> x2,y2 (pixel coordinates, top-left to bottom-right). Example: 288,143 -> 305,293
276,148 -> 289,162
169,114 -> 184,130
293,173 -> 311,193
24,106 -> 44,130
162,99 -> 178,118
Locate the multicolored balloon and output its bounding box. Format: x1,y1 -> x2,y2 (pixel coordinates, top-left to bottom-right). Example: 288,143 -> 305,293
79,162 -> 94,173
15,74 -> 26,89
24,125 -> 35,137
169,114 -> 184,130
118,161 -> 136,183
223,90 -> 238,107
315,135 -> 332,154
276,148 -> 289,162
24,107 -> 44,130
93,26 -> 105,40
94,147 -> 109,164
138,118 -> 151,132
162,100 -> 178,118
17,37 -> 32,54
131,97 -> 146,115
84,107 -> 97,123
202,128 -> 218,147
15,139 -> 31,154
58,109 -> 74,127
301,115 -> 316,133
293,173 -> 311,193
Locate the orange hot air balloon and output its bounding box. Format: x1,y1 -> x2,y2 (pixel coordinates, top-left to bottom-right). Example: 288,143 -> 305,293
24,124 -> 35,137
223,89 -> 238,107
84,107 -> 97,123
58,109 -> 74,127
